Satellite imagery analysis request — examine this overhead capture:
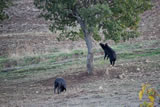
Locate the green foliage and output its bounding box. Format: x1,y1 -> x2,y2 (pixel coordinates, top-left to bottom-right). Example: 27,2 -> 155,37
0,0 -> 11,21
93,27 -> 101,41
121,31 -> 140,41
34,0 -> 152,42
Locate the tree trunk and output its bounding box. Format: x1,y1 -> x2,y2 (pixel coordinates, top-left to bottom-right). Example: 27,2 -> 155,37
78,19 -> 94,74
84,32 -> 94,74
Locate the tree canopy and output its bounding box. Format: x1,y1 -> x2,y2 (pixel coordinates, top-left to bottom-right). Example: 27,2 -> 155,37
0,0 -> 11,21
34,0 -> 152,42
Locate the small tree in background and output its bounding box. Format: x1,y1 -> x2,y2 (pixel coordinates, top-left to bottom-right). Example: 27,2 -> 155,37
34,0 -> 152,74
0,0 -> 11,21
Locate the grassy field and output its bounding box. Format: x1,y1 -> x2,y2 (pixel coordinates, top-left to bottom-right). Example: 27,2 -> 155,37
0,0 -> 160,106
0,40 -> 160,81
0,39 -> 160,107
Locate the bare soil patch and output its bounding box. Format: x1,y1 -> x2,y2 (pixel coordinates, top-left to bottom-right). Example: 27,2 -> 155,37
1,57 -> 160,107
39,69 -> 106,87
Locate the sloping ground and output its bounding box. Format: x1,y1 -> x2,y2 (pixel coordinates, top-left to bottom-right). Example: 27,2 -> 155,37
0,0 -> 160,56
0,0 -> 49,34
138,0 -> 160,40
0,33 -> 86,56
0,53 -> 160,107
0,1 -> 160,106
0,38 -> 160,107
0,0 -> 86,56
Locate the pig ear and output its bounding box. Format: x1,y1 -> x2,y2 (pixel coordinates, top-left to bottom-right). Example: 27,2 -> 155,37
105,43 -> 108,47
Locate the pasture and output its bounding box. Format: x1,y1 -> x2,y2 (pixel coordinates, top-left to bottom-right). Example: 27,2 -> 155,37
0,0 -> 160,106
0,39 -> 160,107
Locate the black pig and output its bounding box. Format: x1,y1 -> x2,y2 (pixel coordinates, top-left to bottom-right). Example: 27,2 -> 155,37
100,43 -> 117,66
54,77 -> 66,94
